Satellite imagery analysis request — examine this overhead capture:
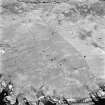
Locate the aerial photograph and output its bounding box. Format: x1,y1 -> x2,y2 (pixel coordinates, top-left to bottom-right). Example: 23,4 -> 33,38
0,0 -> 105,105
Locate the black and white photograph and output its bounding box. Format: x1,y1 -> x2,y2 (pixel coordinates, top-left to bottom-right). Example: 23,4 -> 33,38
0,0 -> 105,105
